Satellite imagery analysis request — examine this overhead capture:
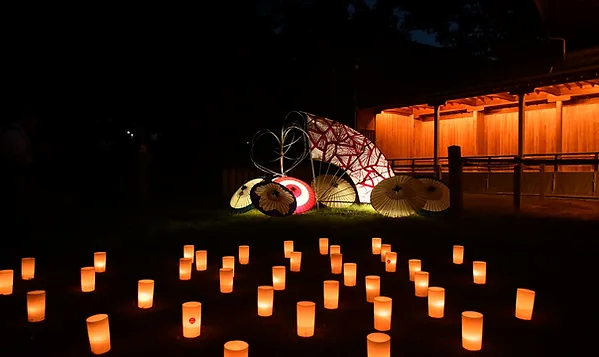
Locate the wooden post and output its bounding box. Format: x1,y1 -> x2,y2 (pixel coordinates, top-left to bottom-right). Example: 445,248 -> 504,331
539,164 -> 545,200
594,154 -> 599,197
514,161 -> 522,210
514,92 -> 526,211
474,110 -> 487,156
448,145 -> 463,217
555,100 -> 563,154
433,104 -> 441,179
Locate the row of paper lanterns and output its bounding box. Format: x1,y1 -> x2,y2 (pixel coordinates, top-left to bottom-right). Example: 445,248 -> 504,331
0,238 -> 537,357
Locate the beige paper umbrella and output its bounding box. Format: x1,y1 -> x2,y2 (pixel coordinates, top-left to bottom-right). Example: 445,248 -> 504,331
230,178 -> 264,213
417,176 -> 450,216
311,175 -> 356,208
370,175 -> 427,217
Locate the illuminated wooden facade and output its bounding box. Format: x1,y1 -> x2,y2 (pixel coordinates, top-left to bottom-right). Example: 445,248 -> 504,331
367,83 -> 599,163
357,49 -> 599,197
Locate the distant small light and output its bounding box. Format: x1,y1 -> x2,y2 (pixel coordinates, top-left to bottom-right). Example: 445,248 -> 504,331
127,131 -> 131,134
246,141 -> 250,145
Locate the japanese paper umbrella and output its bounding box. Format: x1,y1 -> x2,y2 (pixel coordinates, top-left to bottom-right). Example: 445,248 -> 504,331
370,175 -> 427,218
230,178 -> 265,213
311,174 -> 356,208
416,176 -> 450,216
274,176 -> 316,214
250,181 -> 297,217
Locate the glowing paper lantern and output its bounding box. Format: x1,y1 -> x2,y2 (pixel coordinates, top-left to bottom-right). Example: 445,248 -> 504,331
367,332 -> 391,357
222,256 -> 235,277
81,267 -> 96,292
195,250 -> 207,271
284,240 -> 294,258
0,270 -> 14,295
138,279 -> 154,309
330,253 -> 342,274
224,340 -> 249,357
515,288 -> 535,320
414,271 -> 429,297
238,245 -> 250,265
462,311 -> 483,351
296,301 -> 316,337
330,245 -> 341,255
21,257 -> 35,280
372,238 -> 382,254
323,280 -> 339,309
428,287 -> 445,318
86,314 -> 111,354
220,268 -> 234,293
93,252 -> 106,273
373,296 -> 392,331
385,252 -> 397,272
473,261 -> 486,284
183,245 -> 194,262
272,266 -> 286,290
257,286 -> 274,317
365,275 -> 381,303
319,238 -> 329,255
453,245 -> 464,264
380,244 -> 391,262
408,259 -> 421,281
182,301 -> 202,338
343,263 -> 357,287
179,258 -> 192,280
27,290 -> 46,322
290,251 -> 302,272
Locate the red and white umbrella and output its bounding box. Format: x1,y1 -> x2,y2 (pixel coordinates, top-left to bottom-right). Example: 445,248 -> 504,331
274,176 -> 316,214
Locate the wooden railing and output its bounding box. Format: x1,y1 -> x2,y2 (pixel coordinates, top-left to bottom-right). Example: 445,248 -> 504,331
438,147 -> 599,215
389,152 -> 599,173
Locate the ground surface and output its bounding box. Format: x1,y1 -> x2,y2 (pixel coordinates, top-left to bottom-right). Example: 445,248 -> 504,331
0,194 -> 596,356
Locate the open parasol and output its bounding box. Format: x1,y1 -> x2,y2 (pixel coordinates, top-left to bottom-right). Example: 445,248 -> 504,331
416,176 -> 450,216
370,175 -> 427,217
274,176 -> 316,214
311,174 -> 356,208
230,178 -> 265,213
250,181 -> 297,217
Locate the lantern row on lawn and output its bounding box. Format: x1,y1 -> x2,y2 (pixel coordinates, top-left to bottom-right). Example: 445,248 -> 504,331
6,238 -> 536,355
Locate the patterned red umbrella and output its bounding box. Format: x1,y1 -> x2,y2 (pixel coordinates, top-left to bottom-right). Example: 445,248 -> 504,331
274,176 -> 316,214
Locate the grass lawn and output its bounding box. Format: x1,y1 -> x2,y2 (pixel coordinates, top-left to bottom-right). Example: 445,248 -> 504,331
0,202 -> 595,356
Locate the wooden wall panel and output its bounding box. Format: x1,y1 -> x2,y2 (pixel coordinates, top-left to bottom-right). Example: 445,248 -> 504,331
562,102 -> 599,153
524,107 -> 557,154
417,120 -> 434,158
485,112 -> 518,155
375,113 -> 414,158
438,115 -> 477,157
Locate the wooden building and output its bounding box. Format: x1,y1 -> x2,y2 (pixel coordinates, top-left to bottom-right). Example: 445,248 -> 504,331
356,47 -> 599,198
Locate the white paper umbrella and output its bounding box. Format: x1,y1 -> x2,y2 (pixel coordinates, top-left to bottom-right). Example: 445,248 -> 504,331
230,178 -> 264,212
311,175 -> 356,208
370,175 -> 427,217
417,177 -> 450,215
